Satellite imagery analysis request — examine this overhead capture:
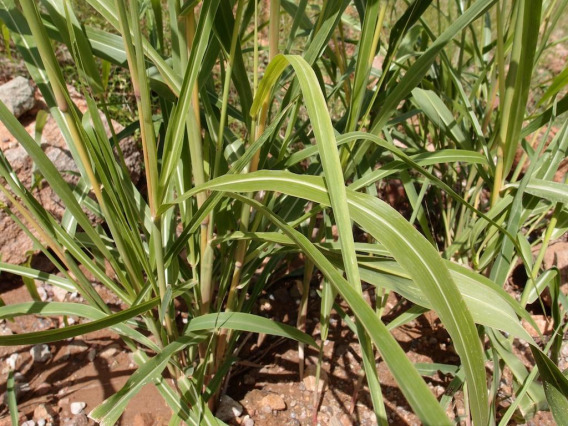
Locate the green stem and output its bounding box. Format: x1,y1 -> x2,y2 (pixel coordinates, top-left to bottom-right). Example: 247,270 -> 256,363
116,0 -> 174,343
520,203 -> 561,307
212,0 -> 246,179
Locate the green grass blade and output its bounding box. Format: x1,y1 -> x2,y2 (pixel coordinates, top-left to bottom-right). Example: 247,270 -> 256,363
185,312 -> 316,348
500,1 -> 543,177
544,380 -> 568,425
345,0 -> 381,131
0,263 -> 76,292
253,54 -> 361,289
158,0 -> 220,198
0,299 -> 159,346
505,179 -> 568,205
538,66 -> 568,107
6,369 -> 18,424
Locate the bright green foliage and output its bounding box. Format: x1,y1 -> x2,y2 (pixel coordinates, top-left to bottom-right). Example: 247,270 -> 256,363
0,0 -> 567,424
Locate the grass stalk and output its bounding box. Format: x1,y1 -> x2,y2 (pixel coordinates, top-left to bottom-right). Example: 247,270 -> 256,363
116,0 -> 175,342
226,0 -> 281,314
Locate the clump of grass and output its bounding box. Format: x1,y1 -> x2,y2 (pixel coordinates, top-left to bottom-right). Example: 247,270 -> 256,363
0,1 -> 567,425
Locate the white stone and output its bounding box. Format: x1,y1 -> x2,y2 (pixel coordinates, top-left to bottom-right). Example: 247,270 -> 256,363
6,353 -> 18,370
70,401 -> 86,415
242,415 -> 254,426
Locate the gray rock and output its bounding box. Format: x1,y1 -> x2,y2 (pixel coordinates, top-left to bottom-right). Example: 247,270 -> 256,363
30,344 -> 51,363
215,395 -> 243,422
0,77 -> 35,118
3,145 -> 28,169
562,342 -> 568,358
45,146 -> 79,174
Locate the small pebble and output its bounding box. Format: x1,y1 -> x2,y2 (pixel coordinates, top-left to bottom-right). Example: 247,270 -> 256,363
37,287 -> 48,302
30,344 -> 51,363
260,393 -> 286,411
98,344 -> 120,360
215,395 -> 243,422
6,353 -> 18,369
52,286 -> 69,302
63,413 -> 89,426
242,415 -> 254,426
302,365 -> 328,392
70,401 -> 86,415
87,349 -> 97,362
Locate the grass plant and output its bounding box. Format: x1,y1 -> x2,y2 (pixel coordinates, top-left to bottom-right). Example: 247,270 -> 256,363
0,0 -> 567,424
